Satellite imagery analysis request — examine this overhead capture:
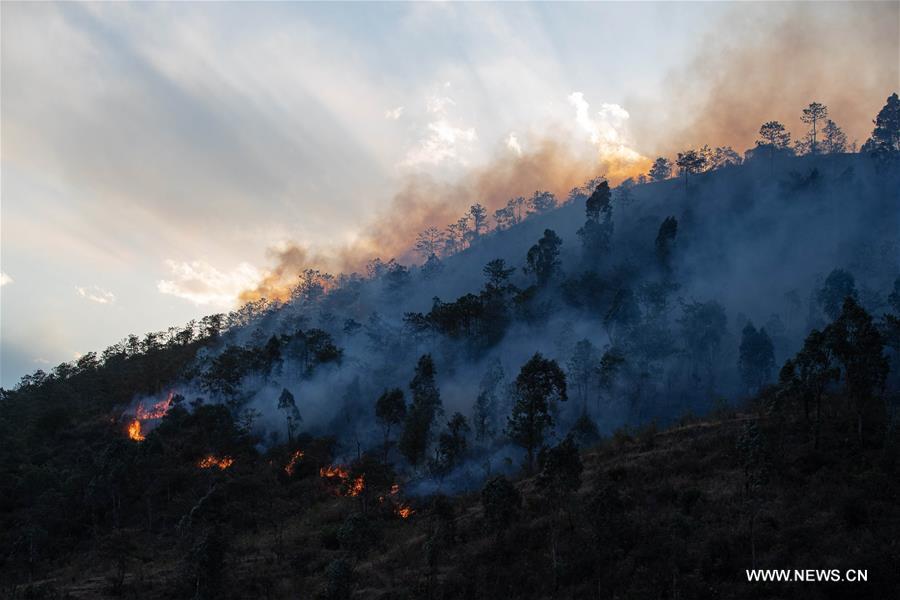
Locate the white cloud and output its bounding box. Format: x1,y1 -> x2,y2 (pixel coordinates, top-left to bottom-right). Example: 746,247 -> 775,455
401,90 -> 478,168
0,272 -> 12,286
567,92 -> 645,163
157,259 -> 261,306
384,106 -> 405,120
76,285 -> 116,304
506,132 -> 523,156
401,120 -> 478,167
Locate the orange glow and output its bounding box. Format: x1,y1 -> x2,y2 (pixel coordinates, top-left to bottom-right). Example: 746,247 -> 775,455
127,419 -> 145,442
348,475 -> 365,497
396,504 -> 415,519
284,450 -> 305,476
319,464 -> 350,479
319,464 -> 365,497
136,391 -> 175,421
198,455 -> 234,470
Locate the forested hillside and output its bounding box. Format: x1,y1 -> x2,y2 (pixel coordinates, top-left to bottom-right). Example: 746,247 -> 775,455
2,95 -> 899,599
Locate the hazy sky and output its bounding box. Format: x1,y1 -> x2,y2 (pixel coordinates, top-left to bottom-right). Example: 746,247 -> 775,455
1,1 -> 897,387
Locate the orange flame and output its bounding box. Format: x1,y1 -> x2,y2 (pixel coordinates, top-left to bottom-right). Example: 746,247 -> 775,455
136,391 -> 175,421
319,465 -> 350,479
127,419 -> 145,442
348,475 -> 365,497
198,455 -> 234,470
396,504 -> 415,519
319,464 -> 365,496
284,450 -> 305,476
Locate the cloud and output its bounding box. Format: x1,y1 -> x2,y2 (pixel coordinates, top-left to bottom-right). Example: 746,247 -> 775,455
568,92 -> 645,162
401,120 -> 478,168
384,106 -> 405,120
76,285 -> 116,304
0,272 -> 12,287
157,259 -> 261,306
506,133 -> 523,156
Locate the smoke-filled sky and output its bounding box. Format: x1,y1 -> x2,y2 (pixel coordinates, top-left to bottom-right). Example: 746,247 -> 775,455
1,1 -> 897,387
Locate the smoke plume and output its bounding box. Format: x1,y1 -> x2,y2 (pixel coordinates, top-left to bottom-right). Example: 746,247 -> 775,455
631,2 -> 899,156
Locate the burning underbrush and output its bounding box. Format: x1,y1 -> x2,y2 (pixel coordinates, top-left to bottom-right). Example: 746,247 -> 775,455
124,390 -> 178,442
198,454 -> 235,470
319,464 -> 366,497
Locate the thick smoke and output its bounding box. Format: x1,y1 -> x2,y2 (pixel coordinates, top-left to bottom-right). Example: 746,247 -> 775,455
162,144 -> 899,495
630,2 -> 900,156
240,137 -> 649,301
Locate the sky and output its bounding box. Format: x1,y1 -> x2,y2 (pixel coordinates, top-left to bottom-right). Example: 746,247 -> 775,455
1,1 -> 897,388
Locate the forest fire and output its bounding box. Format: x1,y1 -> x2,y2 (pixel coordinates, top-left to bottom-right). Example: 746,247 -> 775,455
127,419 -> 145,441
126,391 -> 177,442
284,450 -> 305,476
135,391 -> 175,420
348,475 -> 365,497
319,465 -> 350,480
319,464 -> 365,496
198,455 -> 234,470
378,483 -> 414,518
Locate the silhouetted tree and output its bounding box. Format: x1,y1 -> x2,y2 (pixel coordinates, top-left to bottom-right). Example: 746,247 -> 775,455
828,298 -> 889,443
757,121 -> 792,149
578,182 -> 613,260
375,388 -> 406,464
525,229 -> 563,286
778,329 -> 838,448
675,149 -> 706,190
527,190 -> 557,215
709,146 -> 742,170
756,121 -> 792,171
507,353 -> 567,472
821,119 -> 848,154
399,355 -> 443,467
861,92 -> 900,154
468,203 -> 488,240
648,156 -> 672,181
800,102 -> 828,155
415,227 -> 445,260
431,412 -> 470,476
481,259 -> 517,346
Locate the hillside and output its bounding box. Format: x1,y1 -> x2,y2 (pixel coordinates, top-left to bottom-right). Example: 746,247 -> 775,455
1,149 -> 899,598
7,404 -> 900,600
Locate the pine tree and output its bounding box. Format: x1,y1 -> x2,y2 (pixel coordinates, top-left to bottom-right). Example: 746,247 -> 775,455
648,157 -> 671,181
399,355 -> 443,467
862,92 -> 900,153
525,229 -> 563,286
507,353 -> 567,472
